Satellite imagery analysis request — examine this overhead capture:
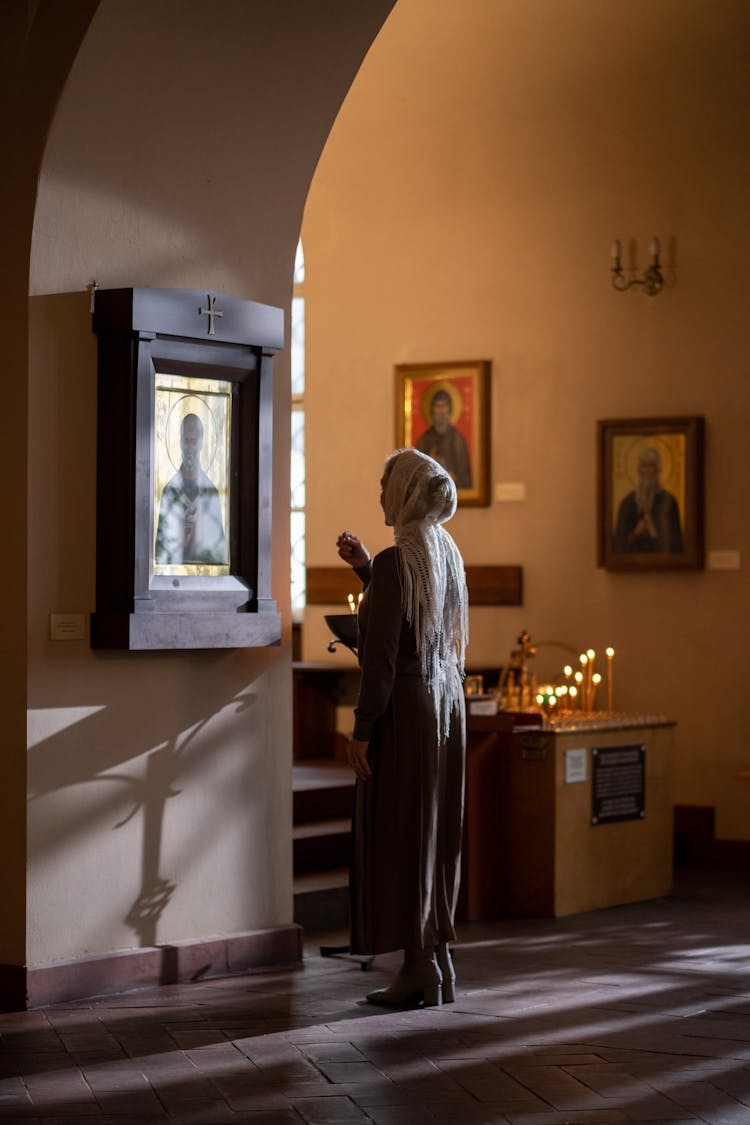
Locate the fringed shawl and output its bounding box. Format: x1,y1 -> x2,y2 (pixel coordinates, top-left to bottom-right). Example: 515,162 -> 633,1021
382,448 -> 468,742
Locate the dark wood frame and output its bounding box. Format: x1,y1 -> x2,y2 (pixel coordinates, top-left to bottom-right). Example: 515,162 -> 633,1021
597,415 -> 705,571
395,360 -> 491,506
91,287 -> 283,649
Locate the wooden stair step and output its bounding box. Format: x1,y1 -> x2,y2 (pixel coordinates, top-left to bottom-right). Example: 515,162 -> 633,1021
293,867 -> 349,894
293,817 -> 351,840
293,760 -> 353,790
293,760 -> 355,824
293,818 -> 351,875
291,761 -> 354,926
293,867 -> 350,934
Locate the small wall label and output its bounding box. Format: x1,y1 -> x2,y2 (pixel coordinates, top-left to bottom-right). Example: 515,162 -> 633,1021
50,614 -> 86,641
707,550 -> 741,570
494,481 -> 526,502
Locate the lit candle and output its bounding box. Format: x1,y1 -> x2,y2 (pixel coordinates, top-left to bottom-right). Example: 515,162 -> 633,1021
347,594 -> 356,614
563,666 -> 572,702
574,669 -> 584,709
606,646 -> 615,711
586,648 -> 595,708
591,672 -> 602,711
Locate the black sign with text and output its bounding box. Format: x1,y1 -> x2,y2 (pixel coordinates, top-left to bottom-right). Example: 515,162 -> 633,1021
591,744 -> 645,825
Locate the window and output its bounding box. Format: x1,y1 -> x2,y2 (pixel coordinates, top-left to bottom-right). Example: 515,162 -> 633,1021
291,240 -> 306,620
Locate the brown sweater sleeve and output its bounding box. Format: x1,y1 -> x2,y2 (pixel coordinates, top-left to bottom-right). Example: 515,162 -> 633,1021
352,548 -> 402,742
354,560 -> 373,588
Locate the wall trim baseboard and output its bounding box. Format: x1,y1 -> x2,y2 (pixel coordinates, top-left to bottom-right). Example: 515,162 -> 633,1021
0,923 -> 302,1012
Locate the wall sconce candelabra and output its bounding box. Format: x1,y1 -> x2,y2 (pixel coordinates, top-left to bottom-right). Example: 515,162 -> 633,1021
610,236 -> 664,296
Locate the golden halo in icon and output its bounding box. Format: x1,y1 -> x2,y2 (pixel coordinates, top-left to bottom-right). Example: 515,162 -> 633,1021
165,396 -> 219,473
623,435 -> 675,489
419,380 -> 463,427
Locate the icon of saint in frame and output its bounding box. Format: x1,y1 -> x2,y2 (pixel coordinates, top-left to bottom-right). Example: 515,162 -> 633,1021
153,374 -> 232,575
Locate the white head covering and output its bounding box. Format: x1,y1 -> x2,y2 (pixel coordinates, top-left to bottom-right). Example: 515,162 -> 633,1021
382,448 -> 469,742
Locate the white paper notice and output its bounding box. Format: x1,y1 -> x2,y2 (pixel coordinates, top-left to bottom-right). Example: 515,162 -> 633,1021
565,748 -> 588,783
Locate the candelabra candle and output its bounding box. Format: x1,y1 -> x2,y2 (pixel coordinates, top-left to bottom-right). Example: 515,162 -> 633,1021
536,688 -> 558,721
347,594 -> 356,614
606,646 -> 615,710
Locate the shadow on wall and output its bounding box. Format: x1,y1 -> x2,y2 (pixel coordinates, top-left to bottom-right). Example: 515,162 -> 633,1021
26,291 -> 289,951
27,677 -> 263,948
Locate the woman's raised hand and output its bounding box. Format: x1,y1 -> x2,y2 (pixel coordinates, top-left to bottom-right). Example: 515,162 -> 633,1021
336,530 -> 371,569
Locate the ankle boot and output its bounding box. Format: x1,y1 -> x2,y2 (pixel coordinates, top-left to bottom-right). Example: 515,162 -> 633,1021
435,942 -> 456,1003
366,949 -> 443,1007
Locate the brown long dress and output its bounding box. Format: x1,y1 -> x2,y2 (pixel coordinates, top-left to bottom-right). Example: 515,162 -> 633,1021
350,547 -> 466,956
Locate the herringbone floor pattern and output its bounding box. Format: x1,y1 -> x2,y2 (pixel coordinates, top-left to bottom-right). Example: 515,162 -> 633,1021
1,868 -> 748,1124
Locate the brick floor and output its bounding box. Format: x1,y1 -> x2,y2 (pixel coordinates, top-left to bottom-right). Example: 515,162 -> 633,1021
0,868 -> 748,1124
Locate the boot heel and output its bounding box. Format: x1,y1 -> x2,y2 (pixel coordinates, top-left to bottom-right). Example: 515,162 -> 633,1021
422,980 -> 442,1007
436,942 -> 456,1004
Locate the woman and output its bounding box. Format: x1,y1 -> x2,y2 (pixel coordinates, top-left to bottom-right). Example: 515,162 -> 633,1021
337,448 -> 468,1006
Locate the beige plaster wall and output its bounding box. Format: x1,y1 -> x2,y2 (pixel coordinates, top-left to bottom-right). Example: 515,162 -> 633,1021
25,0 -> 393,966
302,0 -> 750,839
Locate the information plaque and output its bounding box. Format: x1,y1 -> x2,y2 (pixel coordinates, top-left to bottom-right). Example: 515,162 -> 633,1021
591,744 -> 645,825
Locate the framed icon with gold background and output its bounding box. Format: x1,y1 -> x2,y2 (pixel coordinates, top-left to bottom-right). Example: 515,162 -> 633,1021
153,374 -> 232,576
598,416 -> 705,571
394,360 -> 491,506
